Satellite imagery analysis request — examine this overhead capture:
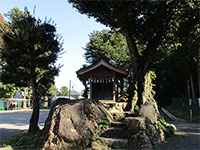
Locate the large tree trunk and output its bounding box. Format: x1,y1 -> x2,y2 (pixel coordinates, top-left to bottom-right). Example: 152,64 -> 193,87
135,57 -> 149,108
126,63 -> 137,110
136,71 -> 145,108
28,80 -> 40,133
125,33 -> 149,110
125,33 -> 139,111
126,58 -> 148,110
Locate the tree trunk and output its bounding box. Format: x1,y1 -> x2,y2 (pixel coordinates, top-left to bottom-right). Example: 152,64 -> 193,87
126,57 -> 148,110
136,72 -> 145,108
190,75 -> 195,101
197,47 -> 200,108
135,57 -> 149,108
124,33 -> 139,111
124,32 -> 149,110
126,63 -> 137,110
28,80 -> 40,133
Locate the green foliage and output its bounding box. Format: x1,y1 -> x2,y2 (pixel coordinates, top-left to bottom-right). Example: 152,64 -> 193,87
59,86 -> 69,96
68,0 -> 182,62
0,83 -> 17,98
0,7 -> 63,131
157,118 -> 176,137
68,1 -> 200,110
0,82 -> 31,99
154,0 -> 200,106
69,0 -> 200,73
69,0 -> 200,109
48,84 -> 58,96
98,119 -> 109,130
6,7 -> 25,23
143,71 -> 157,102
0,8 -> 62,95
85,30 -> 129,66
132,104 -> 139,114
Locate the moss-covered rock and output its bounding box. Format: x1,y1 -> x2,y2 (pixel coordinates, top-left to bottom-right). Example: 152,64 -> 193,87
126,116 -> 166,149
40,100 -> 111,150
128,130 -> 153,150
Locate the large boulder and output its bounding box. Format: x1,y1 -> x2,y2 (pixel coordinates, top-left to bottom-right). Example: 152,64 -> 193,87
41,100 -> 111,150
126,116 -> 165,150
138,103 -> 165,145
145,122 -> 165,145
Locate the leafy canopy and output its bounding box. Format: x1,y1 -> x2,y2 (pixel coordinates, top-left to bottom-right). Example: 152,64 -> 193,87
69,0 -> 200,63
48,84 -> 59,96
0,7 -> 63,132
85,29 -> 129,66
0,8 -> 63,95
0,83 -> 17,98
59,86 -> 69,96
69,0 -> 200,109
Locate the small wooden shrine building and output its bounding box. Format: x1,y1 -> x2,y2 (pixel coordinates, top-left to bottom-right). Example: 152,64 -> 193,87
77,59 -> 128,101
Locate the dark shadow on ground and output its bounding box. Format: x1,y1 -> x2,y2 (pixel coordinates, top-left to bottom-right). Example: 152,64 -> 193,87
154,122 -> 200,150
0,128 -> 26,144
0,128 -> 41,150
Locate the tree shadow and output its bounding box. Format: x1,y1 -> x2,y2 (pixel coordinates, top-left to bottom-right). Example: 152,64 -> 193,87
0,128 -> 26,144
154,122 -> 200,150
0,128 -> 41,150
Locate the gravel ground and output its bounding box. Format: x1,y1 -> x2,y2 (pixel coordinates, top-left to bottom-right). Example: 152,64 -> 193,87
155,122 -> 200,150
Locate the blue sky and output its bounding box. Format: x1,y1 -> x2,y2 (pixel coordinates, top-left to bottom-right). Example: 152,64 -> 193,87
0,0 -> 107,92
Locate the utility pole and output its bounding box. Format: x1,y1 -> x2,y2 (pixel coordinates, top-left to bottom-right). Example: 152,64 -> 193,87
69,80 -> 71,100
187,79 -> 193,122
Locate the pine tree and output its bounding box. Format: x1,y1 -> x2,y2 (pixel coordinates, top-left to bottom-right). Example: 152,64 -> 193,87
0,8 -> 63,132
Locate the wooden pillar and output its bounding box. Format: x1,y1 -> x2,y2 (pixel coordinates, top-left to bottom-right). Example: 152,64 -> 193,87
113,78 -> 117,101
90,81 -> 93,100
113,85 -> 116,101
82,80 -> 89,99
116,80 -> 119,102
120,78 -> 124,93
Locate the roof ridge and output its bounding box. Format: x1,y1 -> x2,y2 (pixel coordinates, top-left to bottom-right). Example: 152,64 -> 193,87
77,59 -> 128,76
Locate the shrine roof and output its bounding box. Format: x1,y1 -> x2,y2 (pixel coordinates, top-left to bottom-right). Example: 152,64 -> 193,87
77,59 -> 128,77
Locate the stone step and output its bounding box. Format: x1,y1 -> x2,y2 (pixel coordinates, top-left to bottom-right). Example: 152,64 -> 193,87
99,137 -> 128,149
111,121 -> 127,128
100,127 -> 128,139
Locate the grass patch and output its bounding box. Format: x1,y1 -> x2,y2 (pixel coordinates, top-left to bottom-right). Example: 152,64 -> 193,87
0,131 -> 43,150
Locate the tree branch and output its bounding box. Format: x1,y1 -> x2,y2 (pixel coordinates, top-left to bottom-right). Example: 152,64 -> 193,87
124,32 -> 140,60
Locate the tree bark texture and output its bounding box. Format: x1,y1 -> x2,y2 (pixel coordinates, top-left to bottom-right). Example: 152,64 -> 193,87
197,47 -> 200,99
125,33 -> 149,110
28,80 -> 40,133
